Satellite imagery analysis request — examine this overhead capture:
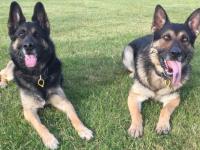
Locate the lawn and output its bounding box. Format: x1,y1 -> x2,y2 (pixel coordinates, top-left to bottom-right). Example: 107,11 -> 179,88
0,0 -> 200,149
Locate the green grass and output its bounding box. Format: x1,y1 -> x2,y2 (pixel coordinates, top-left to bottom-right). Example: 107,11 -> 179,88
1,0 -> 200,149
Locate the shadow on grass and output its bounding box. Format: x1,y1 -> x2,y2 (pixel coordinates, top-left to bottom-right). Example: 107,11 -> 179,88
61,55 -> 123,104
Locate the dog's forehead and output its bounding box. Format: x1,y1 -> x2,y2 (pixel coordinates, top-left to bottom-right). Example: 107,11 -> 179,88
162,23 -> 191,35
18,22 -> 41,32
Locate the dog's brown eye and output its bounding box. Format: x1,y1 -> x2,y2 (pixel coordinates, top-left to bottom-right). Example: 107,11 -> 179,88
18,31 -> 25,38
163,34 -> 171,41
181,36 -> 188,43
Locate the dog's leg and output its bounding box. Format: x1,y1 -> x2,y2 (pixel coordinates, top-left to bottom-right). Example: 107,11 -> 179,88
156,93 -> 180,134
49,87 -> 93,140
20,90 -> 59,149
122,46 -> 135,78
128,91 -> 146,138
0,61 -> 14,88
23,109 -> 59,149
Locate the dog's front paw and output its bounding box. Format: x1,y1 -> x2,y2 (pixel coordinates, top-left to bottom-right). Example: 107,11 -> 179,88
156,120 -> 171,134
128,123 -> 143,138
42,133 -> 59,150
78,127 -> 93,141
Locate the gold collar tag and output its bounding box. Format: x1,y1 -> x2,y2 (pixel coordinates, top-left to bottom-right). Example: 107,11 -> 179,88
37,75 -> 45,88
150,48 -> 158,54
164,79 -> 171,88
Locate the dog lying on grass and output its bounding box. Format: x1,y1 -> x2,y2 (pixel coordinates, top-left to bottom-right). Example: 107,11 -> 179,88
123,5 -> 200,137
0,2 -> 93,149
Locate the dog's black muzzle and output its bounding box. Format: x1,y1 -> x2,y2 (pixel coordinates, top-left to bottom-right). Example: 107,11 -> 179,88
161,46 -> 183,62
170,46 -> 181,59
23,36 -> 35,54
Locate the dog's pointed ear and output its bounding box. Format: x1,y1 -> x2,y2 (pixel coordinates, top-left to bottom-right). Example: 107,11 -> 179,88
32,2 -> 50,35
152,5 -> 169,32
8,1 -> 26,38
185,8 -> 200,36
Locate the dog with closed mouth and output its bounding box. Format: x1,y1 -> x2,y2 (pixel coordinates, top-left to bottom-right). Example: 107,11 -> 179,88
0,2 -> 93,149
122,5 -> 200,137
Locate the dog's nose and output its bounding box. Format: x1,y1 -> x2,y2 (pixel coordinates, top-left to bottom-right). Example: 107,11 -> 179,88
170,47 -> 181,58
23,42 -> 34,51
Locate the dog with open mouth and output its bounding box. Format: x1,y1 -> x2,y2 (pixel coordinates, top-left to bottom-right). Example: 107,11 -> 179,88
0,2 -> 93,149
122,5 -> 200,137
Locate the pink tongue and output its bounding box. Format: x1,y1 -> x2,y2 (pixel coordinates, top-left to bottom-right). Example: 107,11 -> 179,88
24,54 -> 37,68
166,60 -> 182,86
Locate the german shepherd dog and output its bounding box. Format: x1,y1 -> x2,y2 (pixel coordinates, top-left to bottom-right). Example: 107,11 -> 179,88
0,2 -> 93,149
123,5 -> 200,137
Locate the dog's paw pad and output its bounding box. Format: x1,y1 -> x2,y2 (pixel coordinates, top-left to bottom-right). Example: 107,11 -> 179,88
42,133 -> 59,150
128,124 -> 143,138
156,121 -> 171,134
78,127 -> 93,141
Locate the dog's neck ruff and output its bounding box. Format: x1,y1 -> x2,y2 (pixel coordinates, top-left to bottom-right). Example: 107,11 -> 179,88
16,67 -> 49,88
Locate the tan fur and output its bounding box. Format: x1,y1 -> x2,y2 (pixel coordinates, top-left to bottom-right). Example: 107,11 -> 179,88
20,89 -> 45,109
159,92 -> 179,106
128,78 -> 181,136
0,61 -> 14,87
12,39 -> 20,50
19,86 -> 93,149
149,48 -> 165,74
127,91 -> 146,137
137,56 -> 149,86
132,59 -> 183,98
21,89 -> 58,149
131,80 -> 154,98
156,96 -> 180,134
149,70 -> 166,90
132,79 -> 180,100
23,109 -> 59,148
155,88 -> 178,99
152,37 -> 172,50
